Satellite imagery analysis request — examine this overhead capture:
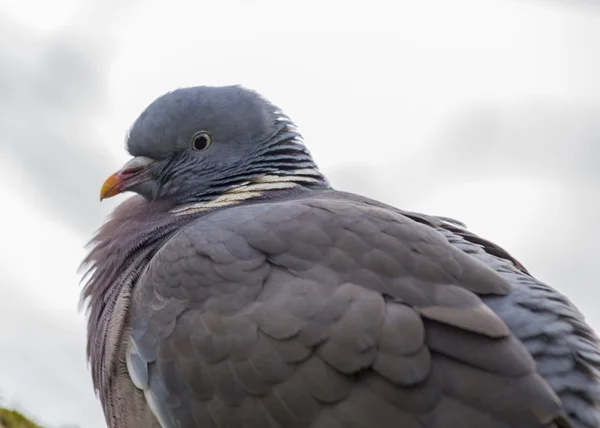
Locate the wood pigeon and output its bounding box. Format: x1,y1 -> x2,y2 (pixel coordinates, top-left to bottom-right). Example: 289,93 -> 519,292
81,85 -> 600,428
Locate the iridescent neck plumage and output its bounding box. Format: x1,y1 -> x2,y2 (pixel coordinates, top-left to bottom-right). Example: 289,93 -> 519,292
172,112 -> 330,215
79,197 -> 198,398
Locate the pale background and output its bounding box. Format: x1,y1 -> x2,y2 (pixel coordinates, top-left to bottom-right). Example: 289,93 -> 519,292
0,0 -> 599,426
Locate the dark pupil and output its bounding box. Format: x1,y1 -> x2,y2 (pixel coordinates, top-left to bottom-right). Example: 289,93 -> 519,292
194,135 -> 208,150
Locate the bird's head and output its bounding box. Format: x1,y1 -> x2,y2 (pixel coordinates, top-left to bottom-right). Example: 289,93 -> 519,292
100,85 -> 328,208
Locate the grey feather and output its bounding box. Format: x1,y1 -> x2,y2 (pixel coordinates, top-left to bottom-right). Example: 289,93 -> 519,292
432,223 -> 600,428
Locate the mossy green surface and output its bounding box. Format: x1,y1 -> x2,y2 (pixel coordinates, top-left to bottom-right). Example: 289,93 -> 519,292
0,408 -> 42,428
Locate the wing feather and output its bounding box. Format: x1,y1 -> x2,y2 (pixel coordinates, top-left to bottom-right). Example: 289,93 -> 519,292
127,197 -> 569,427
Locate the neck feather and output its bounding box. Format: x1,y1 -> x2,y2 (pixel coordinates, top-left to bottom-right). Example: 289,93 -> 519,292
79,196 -> 199,403
174,113 -> 330,215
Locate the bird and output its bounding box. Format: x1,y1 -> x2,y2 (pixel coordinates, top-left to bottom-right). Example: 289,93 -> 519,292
81,85 -> 600,428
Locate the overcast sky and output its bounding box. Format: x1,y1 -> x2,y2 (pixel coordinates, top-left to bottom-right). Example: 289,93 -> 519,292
1,0 -> 599,426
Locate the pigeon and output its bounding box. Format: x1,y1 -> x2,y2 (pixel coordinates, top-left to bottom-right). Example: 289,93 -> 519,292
81,85 -> 600,428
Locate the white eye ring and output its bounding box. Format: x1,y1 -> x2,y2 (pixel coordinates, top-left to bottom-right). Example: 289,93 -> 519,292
191,131 -> 212,151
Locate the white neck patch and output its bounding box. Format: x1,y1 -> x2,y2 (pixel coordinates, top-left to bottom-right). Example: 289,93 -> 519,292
171,169 -> 321,216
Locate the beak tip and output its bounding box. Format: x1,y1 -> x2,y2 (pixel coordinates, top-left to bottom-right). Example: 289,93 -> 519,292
100,173 -> 121,201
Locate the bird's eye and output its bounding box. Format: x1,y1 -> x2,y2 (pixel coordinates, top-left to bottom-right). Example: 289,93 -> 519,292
191,131 -> 213,151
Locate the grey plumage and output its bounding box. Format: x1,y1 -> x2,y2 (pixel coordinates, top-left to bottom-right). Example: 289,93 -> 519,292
81,85 -> 600,428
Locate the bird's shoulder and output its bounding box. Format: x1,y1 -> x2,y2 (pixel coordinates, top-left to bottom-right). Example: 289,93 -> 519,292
147,190 -> 513,302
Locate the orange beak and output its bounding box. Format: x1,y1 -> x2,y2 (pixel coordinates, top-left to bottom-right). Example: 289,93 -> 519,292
100,172 -> 125,200
99,156 -> 155,201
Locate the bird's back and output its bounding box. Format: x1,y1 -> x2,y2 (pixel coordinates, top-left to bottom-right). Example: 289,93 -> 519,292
430,217 -> 600,428
328,189 -> 600,427
119,189 -> 600,428
324,189 -> 600,427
